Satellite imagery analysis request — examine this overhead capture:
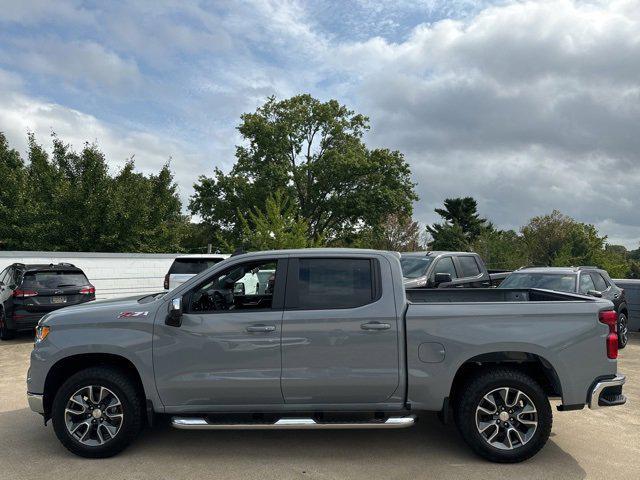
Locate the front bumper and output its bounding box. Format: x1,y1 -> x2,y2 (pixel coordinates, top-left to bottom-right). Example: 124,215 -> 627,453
27,393 -> 44,414
588,374 -> 626,409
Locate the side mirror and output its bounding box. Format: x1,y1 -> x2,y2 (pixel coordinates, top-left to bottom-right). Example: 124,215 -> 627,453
166,297 -> 183,327
587,290 -> 603,298
434,273 -> 452,287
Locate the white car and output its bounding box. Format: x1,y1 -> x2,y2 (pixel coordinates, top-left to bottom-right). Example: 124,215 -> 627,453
164,254 -> 229,290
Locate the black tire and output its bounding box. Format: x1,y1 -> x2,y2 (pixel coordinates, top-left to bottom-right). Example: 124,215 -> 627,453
617,312 -> 628,349
51,367 -> 143,458
453,368 -> 552,463
0,308 -> 16,341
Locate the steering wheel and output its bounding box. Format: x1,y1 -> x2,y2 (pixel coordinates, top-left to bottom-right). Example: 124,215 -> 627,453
211,290 -> 229,310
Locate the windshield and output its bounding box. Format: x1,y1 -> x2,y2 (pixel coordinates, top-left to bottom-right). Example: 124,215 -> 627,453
499,273 -> 577,292
401,257 -> 434,279
22,271 -> 89,289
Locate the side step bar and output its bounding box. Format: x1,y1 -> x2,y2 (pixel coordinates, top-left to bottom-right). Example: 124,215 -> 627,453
172,415 -> 417,430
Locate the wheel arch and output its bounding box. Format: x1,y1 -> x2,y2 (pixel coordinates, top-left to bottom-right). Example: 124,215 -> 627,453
43,353 -> 146,417
449,351 -> 563,406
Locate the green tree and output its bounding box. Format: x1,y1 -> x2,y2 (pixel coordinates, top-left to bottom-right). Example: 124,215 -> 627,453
348,214 -> 423,251
472,229 -> 527,270
238,191 -> 316,251
190,94 -> 418,245
0,133 -> 31,249
520,210 -> 604,267
0,132 -> 189,253
427,197 -> 492,250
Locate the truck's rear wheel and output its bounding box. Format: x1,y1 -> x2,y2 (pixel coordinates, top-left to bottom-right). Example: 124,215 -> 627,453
454,368 -> 552,463
51,367 -> 143,458
617,312 -> 628,349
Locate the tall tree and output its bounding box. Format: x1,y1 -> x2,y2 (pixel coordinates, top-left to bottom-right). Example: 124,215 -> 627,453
237,191 -> 316,251
356,214 -> 423,251
190,94 -> 418,245
0,132 -> 189,253
0,133 -> 31,250
427,197 -> 492,250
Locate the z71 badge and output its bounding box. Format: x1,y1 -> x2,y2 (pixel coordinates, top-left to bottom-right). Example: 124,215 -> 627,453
117,311 -> 149,318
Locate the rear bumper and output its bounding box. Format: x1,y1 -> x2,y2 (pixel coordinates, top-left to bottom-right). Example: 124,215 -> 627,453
27,393 -> 45,414
588,374 -> 626,409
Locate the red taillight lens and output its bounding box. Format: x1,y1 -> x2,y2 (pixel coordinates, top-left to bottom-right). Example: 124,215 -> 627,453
606,333 -> 619,359
13,289 -> 38,298
599,310 -> 618,359
79,285 -> 95,295
164,274 -> 169,290
599,310 -> 617,329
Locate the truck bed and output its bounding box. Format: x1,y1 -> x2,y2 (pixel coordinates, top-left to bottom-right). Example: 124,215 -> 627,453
406,287 -> 592,303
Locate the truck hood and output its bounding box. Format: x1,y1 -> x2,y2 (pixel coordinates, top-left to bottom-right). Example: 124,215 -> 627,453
39,294 -> 163,327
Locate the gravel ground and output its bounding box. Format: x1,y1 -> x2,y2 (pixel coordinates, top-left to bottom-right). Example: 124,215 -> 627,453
1,333 -> 638,480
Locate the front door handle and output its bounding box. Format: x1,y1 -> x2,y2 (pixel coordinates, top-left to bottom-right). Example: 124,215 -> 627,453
361,322 -> 391,331
246,324 -> 276,333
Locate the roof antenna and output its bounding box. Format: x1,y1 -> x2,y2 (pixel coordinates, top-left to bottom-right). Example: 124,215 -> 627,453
231,247 -> 245,257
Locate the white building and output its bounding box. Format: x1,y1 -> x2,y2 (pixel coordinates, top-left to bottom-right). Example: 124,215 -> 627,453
0,251 -> 180,300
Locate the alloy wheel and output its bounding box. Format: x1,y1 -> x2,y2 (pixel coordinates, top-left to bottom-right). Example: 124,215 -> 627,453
64,385 -> 124,446
475,387 -> 538,450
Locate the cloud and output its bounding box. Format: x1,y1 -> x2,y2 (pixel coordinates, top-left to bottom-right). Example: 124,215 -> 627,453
9,38 -> 142,92
327,0 -> 640,247
0,70 -> 229,202
0,0 -> 639,248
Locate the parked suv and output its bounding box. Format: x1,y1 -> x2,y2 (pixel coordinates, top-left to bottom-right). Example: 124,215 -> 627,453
164,254 -> 229,291
0,263 -> 95,340
499,266 -> 629,348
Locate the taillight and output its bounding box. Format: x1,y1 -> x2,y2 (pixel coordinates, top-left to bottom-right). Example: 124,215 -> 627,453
13,289 -> 38,298
599,310 -> 618,359
164,274 -> 169,290
79,285 -> 95,295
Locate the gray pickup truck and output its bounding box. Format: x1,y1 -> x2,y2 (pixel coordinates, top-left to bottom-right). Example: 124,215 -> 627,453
27,249 -> 626,463
402,251 -> 510,289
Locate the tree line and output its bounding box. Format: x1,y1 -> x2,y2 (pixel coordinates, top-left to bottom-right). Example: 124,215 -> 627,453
1,94 -> 638,278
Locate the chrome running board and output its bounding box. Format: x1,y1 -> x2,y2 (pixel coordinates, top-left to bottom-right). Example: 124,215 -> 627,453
171,415 -> 417,430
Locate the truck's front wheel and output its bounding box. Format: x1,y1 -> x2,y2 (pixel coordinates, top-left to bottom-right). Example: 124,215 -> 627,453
51,367 -> 143,458
454,368 -> 552,463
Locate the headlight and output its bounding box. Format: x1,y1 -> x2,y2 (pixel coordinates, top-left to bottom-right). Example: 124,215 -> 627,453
34,326 -> 50,344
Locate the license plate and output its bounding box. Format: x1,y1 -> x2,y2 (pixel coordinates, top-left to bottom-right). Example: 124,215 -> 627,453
51,296 -> 67,304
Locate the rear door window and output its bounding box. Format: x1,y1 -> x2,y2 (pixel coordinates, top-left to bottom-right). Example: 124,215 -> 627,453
458,256 -> 481,277
22,271 -> 89,290
291,258 -> 376,310
169,258 -> 224,275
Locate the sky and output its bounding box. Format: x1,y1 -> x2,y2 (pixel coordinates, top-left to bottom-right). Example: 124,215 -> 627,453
0,0 -> 639,248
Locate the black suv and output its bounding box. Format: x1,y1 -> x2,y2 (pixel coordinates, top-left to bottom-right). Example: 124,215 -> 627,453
499,266 -> 630,348
0,263 -> 96,340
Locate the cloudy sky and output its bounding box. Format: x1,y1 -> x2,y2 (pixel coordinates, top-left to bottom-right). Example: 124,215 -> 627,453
1,0 -> 639,248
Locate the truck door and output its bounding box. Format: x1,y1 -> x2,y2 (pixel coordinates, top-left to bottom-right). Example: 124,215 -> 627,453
281,256 -> 400,404
153,257 -> 287,408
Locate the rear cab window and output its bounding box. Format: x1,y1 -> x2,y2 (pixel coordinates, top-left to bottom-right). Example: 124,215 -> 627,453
169,258 -> 224,275
287,258 -> 379,310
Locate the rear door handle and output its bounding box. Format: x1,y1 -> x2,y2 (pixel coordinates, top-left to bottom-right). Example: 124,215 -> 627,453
246,324 -> 276,333
361,322 -> 391,331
